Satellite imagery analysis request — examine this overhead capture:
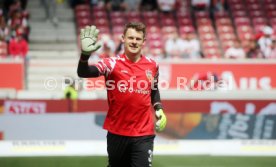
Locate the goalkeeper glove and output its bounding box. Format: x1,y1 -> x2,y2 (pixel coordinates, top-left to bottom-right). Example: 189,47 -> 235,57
155,109 -> 167,132
80,25 -> 101,55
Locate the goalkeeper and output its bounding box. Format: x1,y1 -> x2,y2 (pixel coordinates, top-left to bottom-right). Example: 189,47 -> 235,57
77,22 -> 167,167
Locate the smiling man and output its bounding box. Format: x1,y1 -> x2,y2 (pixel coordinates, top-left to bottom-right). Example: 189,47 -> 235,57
77,22 -> 167,167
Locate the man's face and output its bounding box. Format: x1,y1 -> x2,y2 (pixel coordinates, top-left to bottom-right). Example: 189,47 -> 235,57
122,28 -> 145,56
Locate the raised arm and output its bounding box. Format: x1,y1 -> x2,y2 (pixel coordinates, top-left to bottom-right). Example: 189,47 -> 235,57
77,25 -> 101,78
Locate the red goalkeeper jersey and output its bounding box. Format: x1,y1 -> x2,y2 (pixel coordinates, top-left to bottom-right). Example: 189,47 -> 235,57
95,54 -> 159,136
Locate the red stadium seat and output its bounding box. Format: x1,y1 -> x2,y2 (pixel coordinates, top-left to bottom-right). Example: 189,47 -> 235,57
161,26 -> 177,33
247,4 -> 262,11
236,25 -> 254,34
76,18 -> 91,28
147,26 -> 161,33
245,0 -> 259,3
93,11 -> 108,19
250,10 -> 265,18
112,26 -> 124,34
252,18 -> 267,26
75,10 -> 90,19
267,11 -> 276,18
264,0 -> 275,3
177,18 -> 193,26
92,5 -> 105,12
128,11 -> 141,18
253,25 -> 267,34
93,18 -> 109,27
97,26 -> 110,34
176,11 -> 191,19
127,17 -> 143,23
127,11 -> 142,22
161,18 -> 176,26
214,11 -> 229,19
179,25 -> 195,34
111,17 -> 126,26
147,33 -> 162,41
142,11 -> 159,19
234,17 -> 251,26
238,32 -> 254,40
148,39 -> 163,49
75,4 -> 90,12
161,26 -> 177,40
144,18 -> 160,26
215,18 -> 232,26
197,18 -> 212,26
203,48 -> 221,58
160,12 -> 174,20
264,3 -> 276,11
232,10 -> 248,18
201,40 -> 219,49
199,33 -> 217,41
230,4 -> 246,11
110,11 -> 126,19
227,0 -> 243,5
198,25 -> 215,34
270,18 -> 276,27
217,25 -> 235,34
195,11 -> 209,18
219,33 -> 237,41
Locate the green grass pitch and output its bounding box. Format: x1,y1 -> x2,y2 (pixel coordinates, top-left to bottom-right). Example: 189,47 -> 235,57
0,155 -> 276,167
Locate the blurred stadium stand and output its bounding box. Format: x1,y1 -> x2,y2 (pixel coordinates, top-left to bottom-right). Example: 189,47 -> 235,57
27,0 -> 79,91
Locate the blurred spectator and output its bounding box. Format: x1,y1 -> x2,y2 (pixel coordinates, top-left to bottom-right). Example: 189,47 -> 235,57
139,0 -> 158,11
64,77 -> 78,112
224,40 -> 246,59
268,39 -> 276,59
115,40 -> 124,55
8,28 -> 28,58
99,43 -> 115,58
164,30 -> 184,59
211,0 -> 226,12
192,0 -> 211,11
8,0 -> 22,16
0,38 -> 8,58
0,15 -> 11,42
90,0 -> 101,6
181,32 -> 201,59
7,9 -> 29,39
105,0 -> 128,11
125,0 -> 141,11
95,34 -> 116,57
157,0 -> 176,13
143,45 -> 164,61
64,78 -> 78,100
41,0 -> 58,26
258,26 -> 274,58
246,40 -> 264,58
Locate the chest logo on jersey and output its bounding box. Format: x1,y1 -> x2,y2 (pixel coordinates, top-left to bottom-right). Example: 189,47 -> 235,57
146,69 -> 153,82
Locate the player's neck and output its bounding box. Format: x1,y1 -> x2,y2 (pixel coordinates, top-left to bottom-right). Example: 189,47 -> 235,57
125,53 -> 142,63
